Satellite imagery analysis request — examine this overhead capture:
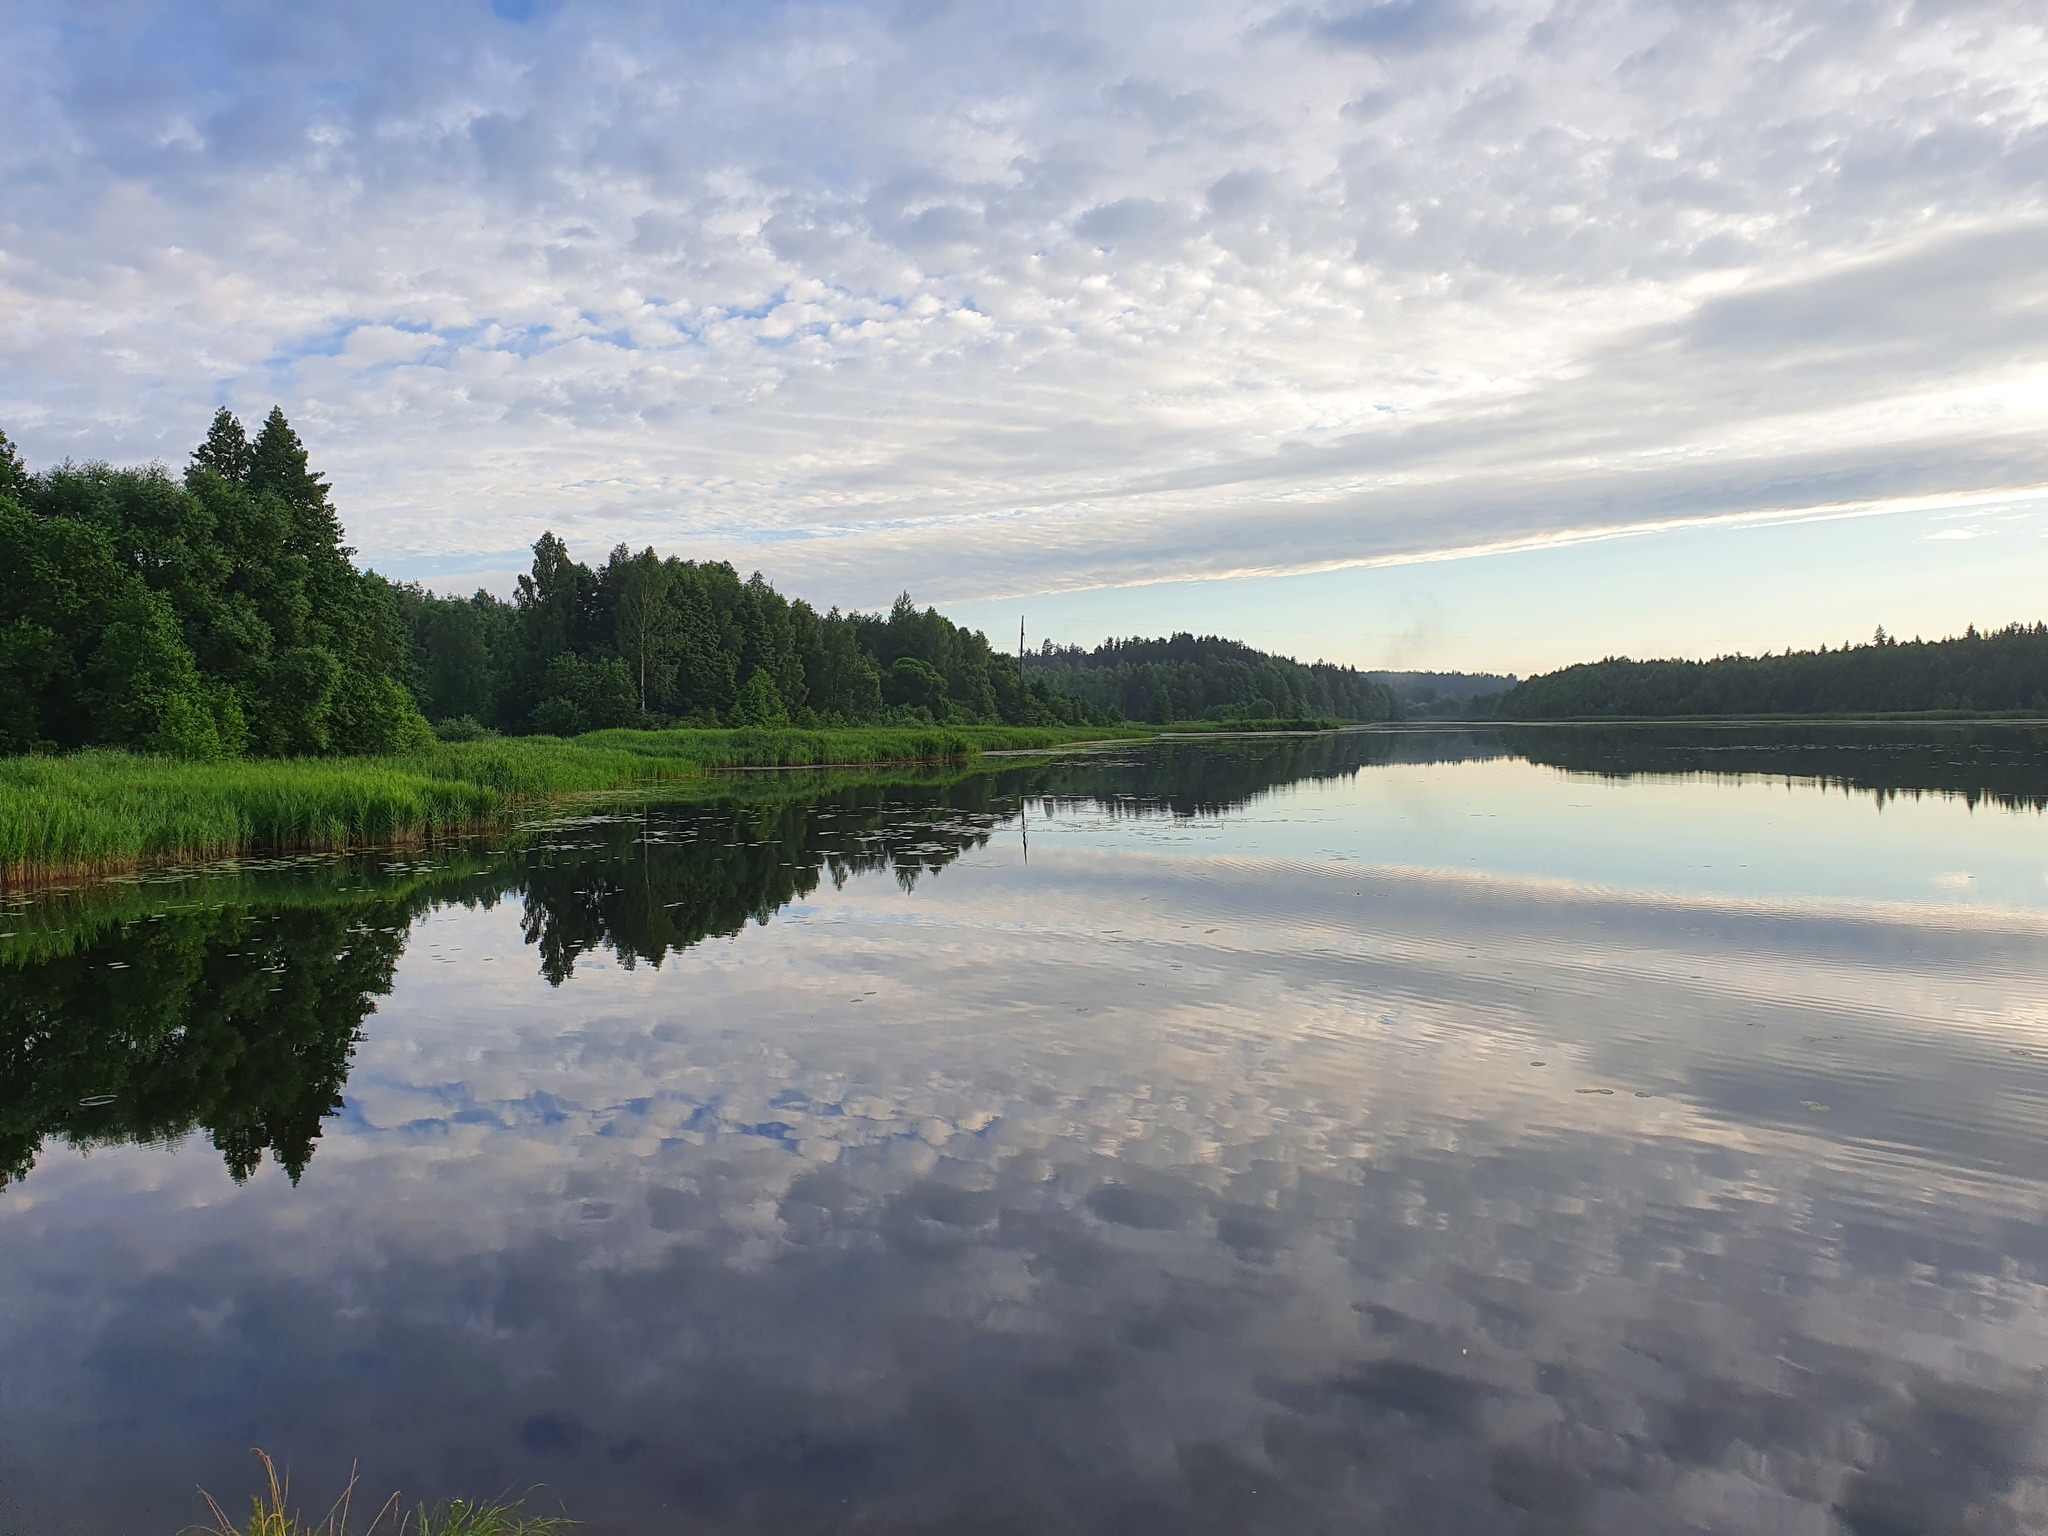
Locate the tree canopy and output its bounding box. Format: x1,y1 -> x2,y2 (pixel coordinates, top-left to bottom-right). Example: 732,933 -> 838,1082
1,411 -> 428,757
0,414 -> 1109,754
1025,632 -> 1398,724
1499,626 -> 2048,719
387,556 -> 1105,736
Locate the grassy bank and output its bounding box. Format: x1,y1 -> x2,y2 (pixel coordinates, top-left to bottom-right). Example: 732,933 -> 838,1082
0,724 -> 1136,885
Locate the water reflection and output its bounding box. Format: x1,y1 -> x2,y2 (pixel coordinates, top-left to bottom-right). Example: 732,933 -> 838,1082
0,864 -> 467,1187
514,787 -> 1018,984
1500,721 -> 2048,812
4,728 -> 2048,1534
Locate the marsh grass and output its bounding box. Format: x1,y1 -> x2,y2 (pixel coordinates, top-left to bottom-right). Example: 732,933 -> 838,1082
0,724 -> 1137,884
195,1452 -> 568,1536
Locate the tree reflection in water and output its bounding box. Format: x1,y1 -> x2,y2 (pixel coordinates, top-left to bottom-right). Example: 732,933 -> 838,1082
6,722 -> 2044,1189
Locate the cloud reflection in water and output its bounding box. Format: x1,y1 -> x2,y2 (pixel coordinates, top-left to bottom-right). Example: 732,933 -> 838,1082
4,733 -> 2048,1533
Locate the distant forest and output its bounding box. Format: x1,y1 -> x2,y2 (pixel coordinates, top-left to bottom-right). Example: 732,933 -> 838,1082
23,407 -> 2030,752
1501,625 -> 2048,718
1369,670 -> 1517,719
388,540 -> 1104,738
1026,634 -> 1398,724
0,410 -> 1102,758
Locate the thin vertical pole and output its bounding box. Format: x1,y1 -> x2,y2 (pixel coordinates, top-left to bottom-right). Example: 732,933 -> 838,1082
1019,611 -> 1030,863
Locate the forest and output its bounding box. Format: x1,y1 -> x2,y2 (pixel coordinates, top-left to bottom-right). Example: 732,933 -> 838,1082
1499,625 -> 2048,719
1025,633 -> 1398,724
0,410 -> 1104,758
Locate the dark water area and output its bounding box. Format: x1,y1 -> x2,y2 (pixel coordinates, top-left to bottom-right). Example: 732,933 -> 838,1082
7,725 -> 2048,1534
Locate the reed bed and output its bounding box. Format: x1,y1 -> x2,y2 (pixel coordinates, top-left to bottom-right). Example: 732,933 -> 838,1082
0,725 -> 1134,884
0,753 -> 505,884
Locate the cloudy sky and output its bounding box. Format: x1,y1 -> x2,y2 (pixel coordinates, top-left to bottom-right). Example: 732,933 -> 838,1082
4,0 -> 2046,670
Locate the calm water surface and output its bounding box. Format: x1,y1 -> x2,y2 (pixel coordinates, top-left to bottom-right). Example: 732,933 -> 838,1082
7,726 -> 2048,1534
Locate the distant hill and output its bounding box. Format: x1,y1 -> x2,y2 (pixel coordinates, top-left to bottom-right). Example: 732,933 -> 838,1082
1026,634 -> 1399,724
1499,624 -> 2048,719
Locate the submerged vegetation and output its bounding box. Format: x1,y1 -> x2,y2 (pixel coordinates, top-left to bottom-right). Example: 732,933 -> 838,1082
1501,623 -> 2048,719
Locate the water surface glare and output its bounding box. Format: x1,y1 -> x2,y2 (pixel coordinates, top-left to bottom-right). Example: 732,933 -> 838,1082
7,728 -> 2048,1534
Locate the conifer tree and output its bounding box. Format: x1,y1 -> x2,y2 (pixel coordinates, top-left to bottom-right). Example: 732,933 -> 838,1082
249,406 -> 344,553
190,408 -> 254,485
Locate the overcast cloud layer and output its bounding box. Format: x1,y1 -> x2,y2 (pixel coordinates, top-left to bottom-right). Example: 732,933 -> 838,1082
4,0 -> 2047,604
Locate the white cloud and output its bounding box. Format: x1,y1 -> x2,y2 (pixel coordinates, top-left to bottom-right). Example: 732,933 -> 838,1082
2,0 -> 2046,606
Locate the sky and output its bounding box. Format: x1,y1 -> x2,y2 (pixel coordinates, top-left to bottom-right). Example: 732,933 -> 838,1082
3,0 -> 2046,674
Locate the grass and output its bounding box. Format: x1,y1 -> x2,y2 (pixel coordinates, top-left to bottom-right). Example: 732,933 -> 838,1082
0,724 -> 1141,885
195,1451 -> 567,1536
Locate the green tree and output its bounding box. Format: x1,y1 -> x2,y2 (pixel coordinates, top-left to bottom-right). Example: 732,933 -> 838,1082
0,495 -> 236,757
1497,625 -> 2048,718
248,405 -> 344,555
422,600 -> 494,720
882,655 -> 949,716
2,410 -> 428,757
190,407 -> 253,484
731,666 -> 792,726
800,606 -> 884,722
610,547 -> 680,714
532,653 -> 637,735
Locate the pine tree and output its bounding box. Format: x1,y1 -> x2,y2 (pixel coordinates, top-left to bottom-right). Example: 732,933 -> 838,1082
190,408 -> 254,485
248,406 -> 344,553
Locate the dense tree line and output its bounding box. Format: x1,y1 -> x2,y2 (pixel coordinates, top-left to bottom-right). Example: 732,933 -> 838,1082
1024,633 -> 1398,724
0,412 -> 1104,755
1,412 -> 428,757
1499,625 -> 2048,719
387,545 -> 1104,735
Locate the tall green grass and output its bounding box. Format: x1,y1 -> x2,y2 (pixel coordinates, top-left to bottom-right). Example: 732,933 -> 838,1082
0,725 -> 1137,883
0,752 -> 504,883
196,1451 -> 568,1536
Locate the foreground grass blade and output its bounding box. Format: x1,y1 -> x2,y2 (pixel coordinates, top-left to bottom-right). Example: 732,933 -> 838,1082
192,1451 -> 568,1536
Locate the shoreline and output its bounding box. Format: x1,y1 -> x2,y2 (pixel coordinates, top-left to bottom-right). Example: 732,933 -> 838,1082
0,725 -> 1143,889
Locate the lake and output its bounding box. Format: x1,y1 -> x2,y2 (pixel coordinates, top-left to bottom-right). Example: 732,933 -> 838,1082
6,725 -> 2048,1534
